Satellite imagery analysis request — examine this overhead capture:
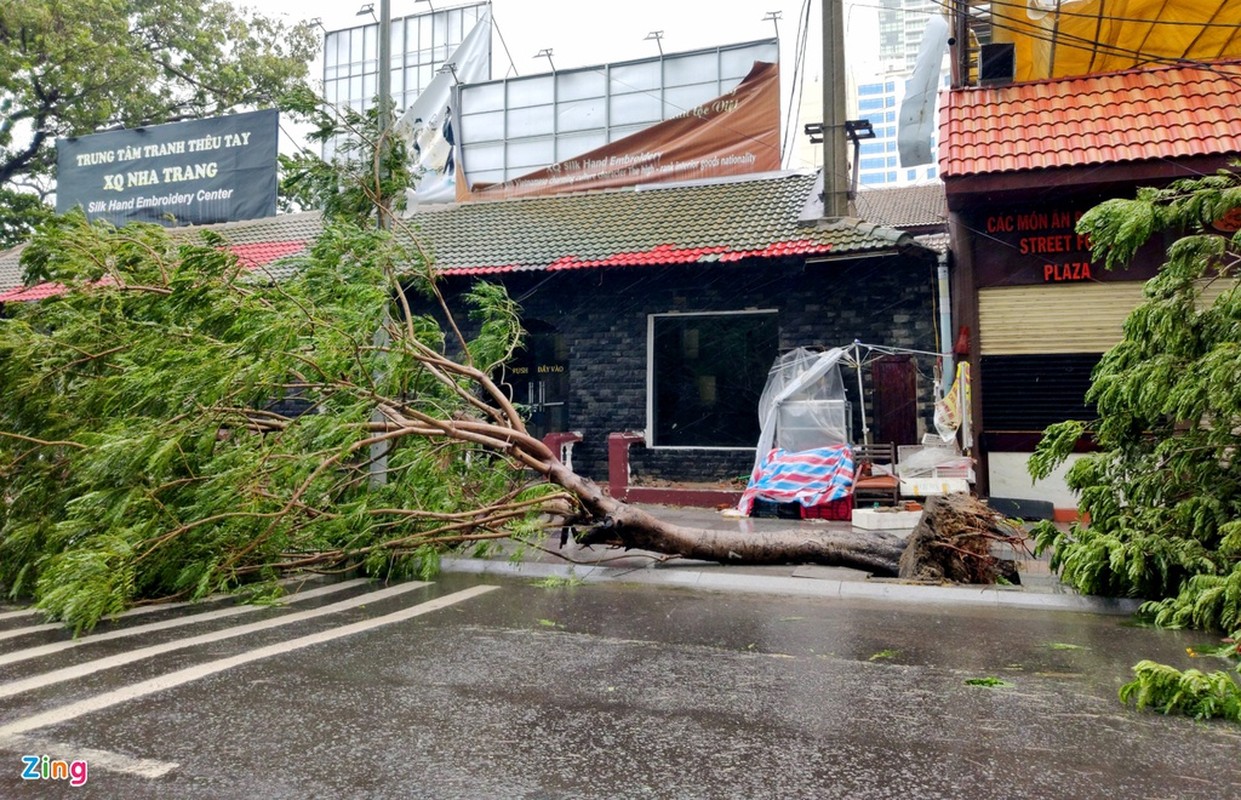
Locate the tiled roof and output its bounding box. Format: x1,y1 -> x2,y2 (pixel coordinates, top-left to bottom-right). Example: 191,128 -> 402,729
0,280 -> 68,303
0,212 -> 320,298
0,243 -> 27,293
2,173 -> 924,299
853,183 -> 947,231
404,171 -> 919,275
939,60 -> 1241,179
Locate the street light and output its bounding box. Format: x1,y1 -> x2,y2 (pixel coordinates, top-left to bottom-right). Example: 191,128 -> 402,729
645,30 -> 664,57
763,10 -> 781,38
535,48 -> 556,72
357,3 -> 377,21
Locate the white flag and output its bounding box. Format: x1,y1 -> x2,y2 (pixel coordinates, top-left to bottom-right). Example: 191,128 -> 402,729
897,14 -> 949,168
395,9 -> 491,209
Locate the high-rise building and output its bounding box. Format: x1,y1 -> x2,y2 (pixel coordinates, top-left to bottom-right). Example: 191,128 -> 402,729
878,0 -> 941,71
852,70 -> 948,187
853,0 -> 948,187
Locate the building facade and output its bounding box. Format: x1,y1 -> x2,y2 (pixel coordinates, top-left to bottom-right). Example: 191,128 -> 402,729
409,170 -> 940,485
938,59 -> 1241,514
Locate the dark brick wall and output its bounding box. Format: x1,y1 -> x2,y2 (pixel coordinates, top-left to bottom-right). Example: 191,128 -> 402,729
435,253 -> 939,483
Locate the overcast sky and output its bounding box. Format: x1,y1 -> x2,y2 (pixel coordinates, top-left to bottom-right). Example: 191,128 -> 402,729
254,0 -> 881,75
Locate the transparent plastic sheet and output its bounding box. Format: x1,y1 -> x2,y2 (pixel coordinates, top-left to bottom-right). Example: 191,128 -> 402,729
750,347 -> 849,474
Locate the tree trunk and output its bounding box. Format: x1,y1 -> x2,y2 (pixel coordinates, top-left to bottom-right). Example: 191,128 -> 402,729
545,461 -> 1020,583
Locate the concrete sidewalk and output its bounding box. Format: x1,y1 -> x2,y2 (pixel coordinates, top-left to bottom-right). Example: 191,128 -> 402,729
440,502 -> 1144,617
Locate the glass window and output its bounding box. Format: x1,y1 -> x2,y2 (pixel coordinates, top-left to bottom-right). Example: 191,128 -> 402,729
858,98 -> 885,111
650,313 -> 778,447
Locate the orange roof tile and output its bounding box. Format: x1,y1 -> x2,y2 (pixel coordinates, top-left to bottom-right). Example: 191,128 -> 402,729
939,60 -> 1241,179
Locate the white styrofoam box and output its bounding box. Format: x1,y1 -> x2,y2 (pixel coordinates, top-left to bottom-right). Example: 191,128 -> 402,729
900,477 -> 971,497
852,508 -> 923,531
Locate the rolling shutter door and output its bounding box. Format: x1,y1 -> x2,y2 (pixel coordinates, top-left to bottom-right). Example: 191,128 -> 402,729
978,282 -> 1145,433
978,282 -> 1147,355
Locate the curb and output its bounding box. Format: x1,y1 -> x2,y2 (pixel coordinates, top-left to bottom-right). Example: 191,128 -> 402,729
439,557 -> 1144,616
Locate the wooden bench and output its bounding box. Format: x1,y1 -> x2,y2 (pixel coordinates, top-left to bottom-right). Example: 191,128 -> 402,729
852,442 -> 900,506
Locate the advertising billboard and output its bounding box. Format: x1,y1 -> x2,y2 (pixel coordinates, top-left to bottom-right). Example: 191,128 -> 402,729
459,60 -> 781,202
56,109 -> 278,227
455,39 -> 781,201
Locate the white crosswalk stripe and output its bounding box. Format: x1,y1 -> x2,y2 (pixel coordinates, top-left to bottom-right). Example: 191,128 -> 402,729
0,584 -> 498,739
0,574 -> 361,636
0,579 -> 433,700
0,734 -> 179,779
0,577 -> 370,669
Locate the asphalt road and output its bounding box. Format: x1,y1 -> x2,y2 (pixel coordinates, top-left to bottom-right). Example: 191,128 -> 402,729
0,572 -> 1238,799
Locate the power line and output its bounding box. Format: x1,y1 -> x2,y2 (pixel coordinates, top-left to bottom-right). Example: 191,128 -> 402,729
780,0 -> 815,167
969,0 -> 1241,31
924,0 -> 1241,82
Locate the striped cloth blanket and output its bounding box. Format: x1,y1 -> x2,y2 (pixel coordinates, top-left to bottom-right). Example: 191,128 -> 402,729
738,446 -> 854,515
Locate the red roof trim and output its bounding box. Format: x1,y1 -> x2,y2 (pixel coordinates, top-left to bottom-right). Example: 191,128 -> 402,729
228,241 -> 308,270
438,240 -> 834,276
0,282 -> 68,302
0,242 -> 307,303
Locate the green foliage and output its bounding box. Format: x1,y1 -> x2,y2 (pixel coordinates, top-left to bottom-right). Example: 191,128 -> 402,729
466,282 -> 524,372
0,188 -> 52,249
1031,169 -> 1241,613
1031,168 -> 1241,722
0,1 -> 316,200
532,574 -> 584,589
1119,660 -> 1241,722
0,212 -> 539,632
964,677 -> 1013,688
277,85 -> 412,224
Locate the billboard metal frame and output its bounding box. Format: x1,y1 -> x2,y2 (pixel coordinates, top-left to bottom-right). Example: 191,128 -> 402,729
455,38 -> 779,187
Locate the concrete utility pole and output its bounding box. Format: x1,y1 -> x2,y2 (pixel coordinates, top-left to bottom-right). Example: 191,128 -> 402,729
371,0 -> 394,487
379,0 -> 392,119
377,0 -> 393,229
821,0 -> 849,218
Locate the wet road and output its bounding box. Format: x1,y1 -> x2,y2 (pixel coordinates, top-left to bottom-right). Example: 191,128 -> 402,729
0,572 -> 1237,798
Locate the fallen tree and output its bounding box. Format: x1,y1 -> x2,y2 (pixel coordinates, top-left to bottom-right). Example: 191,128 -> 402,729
0,212 -> 1025,632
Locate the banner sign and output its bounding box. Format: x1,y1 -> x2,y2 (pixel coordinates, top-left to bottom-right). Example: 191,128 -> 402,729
458,61 -> 781,202
395,8 -> 491,208
56,109 -> 278,227
972,202 -> 1163,287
